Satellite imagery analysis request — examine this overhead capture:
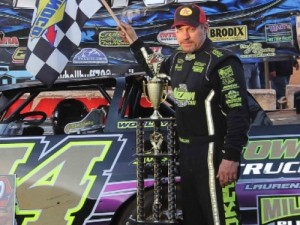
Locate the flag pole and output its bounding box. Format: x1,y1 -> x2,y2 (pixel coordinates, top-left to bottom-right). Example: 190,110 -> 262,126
100,0 -> 133,44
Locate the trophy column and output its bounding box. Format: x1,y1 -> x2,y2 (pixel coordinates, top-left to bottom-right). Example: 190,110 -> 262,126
132,118 -> 180,225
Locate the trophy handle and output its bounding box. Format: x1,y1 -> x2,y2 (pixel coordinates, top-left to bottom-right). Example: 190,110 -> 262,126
162,80 -> 169,102
142,79 -> 169,105
143,80 -> 152,104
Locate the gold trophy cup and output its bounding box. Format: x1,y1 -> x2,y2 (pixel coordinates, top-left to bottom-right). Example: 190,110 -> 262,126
143,75 -> 168,119
140,49 -> 169,119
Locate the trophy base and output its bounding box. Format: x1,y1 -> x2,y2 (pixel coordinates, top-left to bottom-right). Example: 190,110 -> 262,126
150,110 -> 162,120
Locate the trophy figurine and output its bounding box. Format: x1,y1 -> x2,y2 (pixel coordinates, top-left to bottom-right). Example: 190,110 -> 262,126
141,48 -> 169,119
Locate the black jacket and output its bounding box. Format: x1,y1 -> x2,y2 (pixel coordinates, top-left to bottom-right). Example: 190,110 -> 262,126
131,38 -> 250,162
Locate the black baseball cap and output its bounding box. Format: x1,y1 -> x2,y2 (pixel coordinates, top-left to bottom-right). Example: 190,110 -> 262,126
172,4 -> 207,28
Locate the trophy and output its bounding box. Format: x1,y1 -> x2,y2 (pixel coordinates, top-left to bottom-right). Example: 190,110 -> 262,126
131,49 -> 179,225
141,48 -> 169,120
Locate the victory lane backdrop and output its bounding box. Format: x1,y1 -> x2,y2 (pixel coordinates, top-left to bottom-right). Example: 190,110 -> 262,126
0,0 -> 299,86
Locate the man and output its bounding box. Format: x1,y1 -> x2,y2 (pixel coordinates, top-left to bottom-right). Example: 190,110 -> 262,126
269,59 -> 299,108
243,62 -> 261,89
118,4 -> 250,225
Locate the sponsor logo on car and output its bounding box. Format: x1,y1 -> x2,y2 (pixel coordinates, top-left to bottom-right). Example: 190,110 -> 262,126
117,121 -> 169,129
241,138 -> 300,177
258,195 -> 300,225
0,135 -> 126,224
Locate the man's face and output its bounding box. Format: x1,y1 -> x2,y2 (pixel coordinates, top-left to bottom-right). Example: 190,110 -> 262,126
175,24 -> 208,53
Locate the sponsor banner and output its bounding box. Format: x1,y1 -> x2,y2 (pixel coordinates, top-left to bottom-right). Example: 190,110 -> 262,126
265,23 -> 293,43
12,0 -> 35,8
12,47 -> 26,64
99,31 -> 129,47
0,175 -> 16,225
2,0 -> 300,75
157,29 -> 178,46
73,48 -> 108,64
208,25 -> 248,42
0,32 -> 19,47
239,43 -> 276,59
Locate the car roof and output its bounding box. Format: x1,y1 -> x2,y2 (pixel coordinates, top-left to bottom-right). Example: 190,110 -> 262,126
0,73 -> 145,92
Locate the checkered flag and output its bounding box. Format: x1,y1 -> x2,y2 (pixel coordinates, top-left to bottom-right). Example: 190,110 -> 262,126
25,0 -> 102,87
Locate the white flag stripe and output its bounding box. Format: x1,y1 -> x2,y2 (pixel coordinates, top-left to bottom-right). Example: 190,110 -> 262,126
66,23 -> 82,46
65,0 -> 79,20
26,54 -> 45,75
80,0 -> 102,18
47,49 -> 69,73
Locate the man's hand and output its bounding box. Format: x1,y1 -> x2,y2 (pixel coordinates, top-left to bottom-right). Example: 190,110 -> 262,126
117,22 -> 138,44
216,159 -> 239,187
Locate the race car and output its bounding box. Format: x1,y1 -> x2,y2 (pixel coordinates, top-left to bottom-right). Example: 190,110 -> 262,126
0,73 -> 181,225
0,73 -> 300,225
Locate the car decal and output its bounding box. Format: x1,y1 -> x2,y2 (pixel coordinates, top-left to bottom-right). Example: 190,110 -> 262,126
0,134 -> 127,225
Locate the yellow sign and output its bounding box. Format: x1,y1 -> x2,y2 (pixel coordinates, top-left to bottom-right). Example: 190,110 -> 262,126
99,31 -> 129,47
208,25 -> 248,42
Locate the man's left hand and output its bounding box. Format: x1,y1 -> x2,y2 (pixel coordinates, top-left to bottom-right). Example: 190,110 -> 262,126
216,159 -> 239,187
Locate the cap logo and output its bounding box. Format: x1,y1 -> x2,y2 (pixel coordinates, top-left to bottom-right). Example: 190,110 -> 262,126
179,7 -> 193,16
